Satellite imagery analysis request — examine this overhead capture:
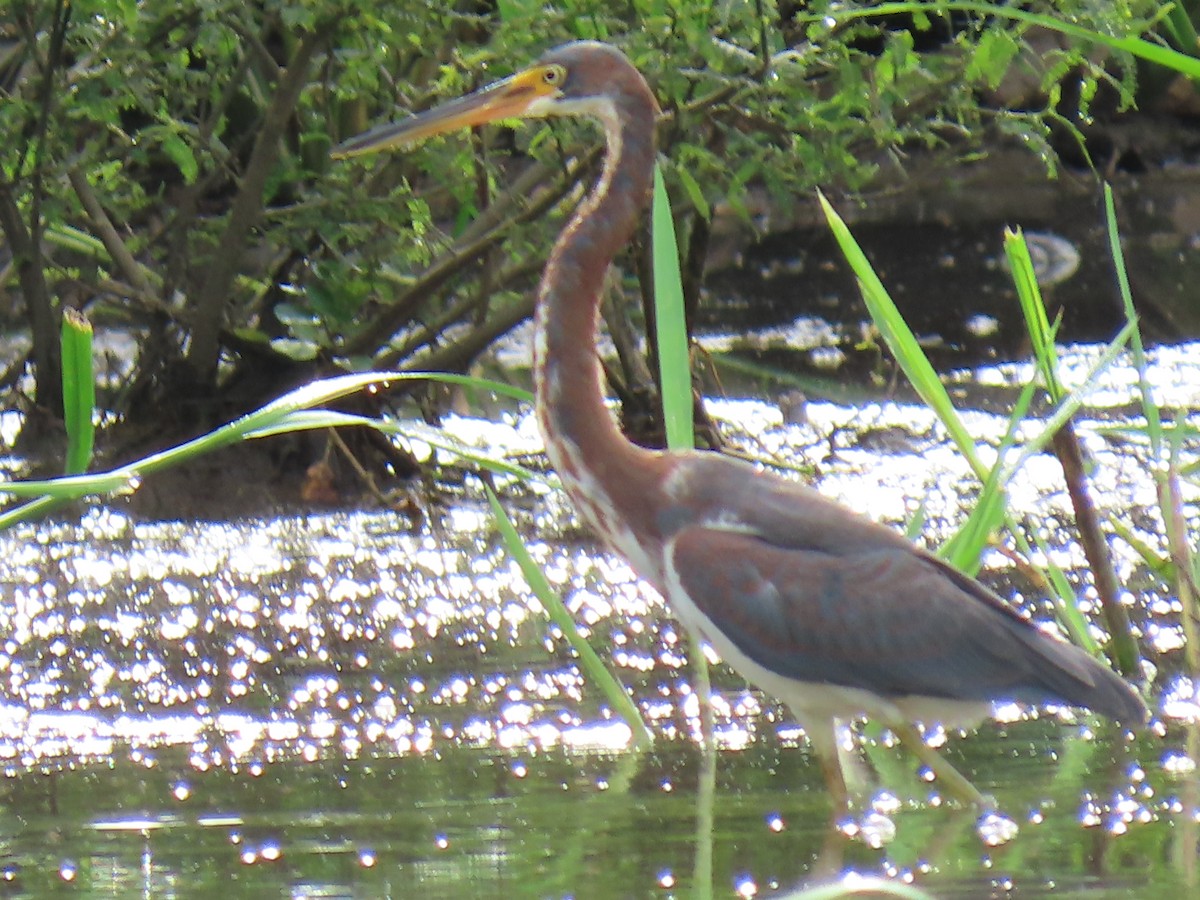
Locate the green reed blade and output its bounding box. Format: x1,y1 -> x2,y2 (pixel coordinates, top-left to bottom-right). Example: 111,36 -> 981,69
60,308 -> 96,476
485,483 -> 652,748
652,164 -> 693,451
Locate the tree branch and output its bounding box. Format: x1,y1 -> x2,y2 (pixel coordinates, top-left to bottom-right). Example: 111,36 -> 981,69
344,147 -> 601,357
2,1 -> 72,417
1052,423 -> 1139,675
185,25 -> 327,384
0,182 -> 59,413
398,295 -> 536,375
376,257 -> 541,369
68,167 -> 156,295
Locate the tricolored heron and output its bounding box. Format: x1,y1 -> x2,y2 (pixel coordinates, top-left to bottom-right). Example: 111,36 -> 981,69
334,42 -> 1146,808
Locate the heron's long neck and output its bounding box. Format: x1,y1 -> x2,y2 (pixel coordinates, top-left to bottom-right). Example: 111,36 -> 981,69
534,98 -> 661,532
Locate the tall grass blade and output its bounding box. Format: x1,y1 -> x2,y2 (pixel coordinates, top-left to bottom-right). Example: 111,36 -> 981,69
938,468 -> 1007,577
1104,183 -> 1162,455
1163,2 -> 1200,53
0,371 -> 532,528
940,374 -> 1040,572
383,420 -> 544,482
653,165 -> 713,765
484,484 -> 651,747
1005,323 -> 1135,473
652,164 -> 693,452
60,308 -> 96,475
820,192 -> 1141,657
1027,526 -> 1100,656
818,192 -> 986,477
1004,228 -> 1063,403
1109,518 -> 1172,582
1008,222 -> 1136,671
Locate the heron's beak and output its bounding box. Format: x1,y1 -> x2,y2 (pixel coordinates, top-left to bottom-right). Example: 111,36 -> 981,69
332,67 -> 560,159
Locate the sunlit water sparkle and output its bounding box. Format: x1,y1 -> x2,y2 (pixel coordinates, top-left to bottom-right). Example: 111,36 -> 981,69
1,341 -> 1198,896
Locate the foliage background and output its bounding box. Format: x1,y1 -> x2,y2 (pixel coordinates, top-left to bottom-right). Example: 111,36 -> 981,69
0,1 -> 1163,455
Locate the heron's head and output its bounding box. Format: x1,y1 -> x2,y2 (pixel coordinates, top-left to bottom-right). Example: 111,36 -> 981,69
332,41 -> 653,159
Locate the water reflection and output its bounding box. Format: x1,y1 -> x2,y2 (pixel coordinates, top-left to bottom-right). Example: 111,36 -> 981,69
2,344 -> 1199,895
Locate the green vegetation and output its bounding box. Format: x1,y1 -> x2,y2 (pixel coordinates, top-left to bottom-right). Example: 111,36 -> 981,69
59,307 -> 95,475
821,192 -> 1147,669
5,8 -> 1200,893
0,369 -> 534,529
0,1 -> 1175,451
3,0 -> 1195,701
651,164 -> 693,453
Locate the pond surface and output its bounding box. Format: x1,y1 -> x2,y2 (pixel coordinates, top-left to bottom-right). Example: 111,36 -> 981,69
3,341 -> 1200,898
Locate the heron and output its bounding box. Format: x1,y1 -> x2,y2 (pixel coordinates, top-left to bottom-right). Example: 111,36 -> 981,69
334,41 -> 1146,809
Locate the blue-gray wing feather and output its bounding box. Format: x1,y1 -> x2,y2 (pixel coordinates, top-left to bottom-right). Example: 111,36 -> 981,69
668,523 -> 1143,722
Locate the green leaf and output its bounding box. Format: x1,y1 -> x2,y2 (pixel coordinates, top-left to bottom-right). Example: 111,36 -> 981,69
651,165 -> 693,451
161,133 -> 198,184
60,308 -> 96,475
675,166 -> 710,221
1005,227 -> 1063,403
269,338 -> 321,361
966,29 -> 1020,89
0,371 -> 534,530
816,2 -> 1200,81
818,191 -> 985,475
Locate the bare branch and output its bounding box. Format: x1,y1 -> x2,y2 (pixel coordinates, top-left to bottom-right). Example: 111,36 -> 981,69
68,168 -> 156,295
399,295 -> 536,375
344,146 -> 601,357
377,257 -> 541,369
185,25 -> 328,384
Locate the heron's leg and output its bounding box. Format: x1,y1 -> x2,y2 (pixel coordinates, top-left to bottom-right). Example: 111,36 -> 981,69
889,721 -> 989,807
805,717 -> 850,814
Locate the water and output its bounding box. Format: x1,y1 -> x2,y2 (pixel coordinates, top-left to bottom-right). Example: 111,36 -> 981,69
2,343 -> 1199,897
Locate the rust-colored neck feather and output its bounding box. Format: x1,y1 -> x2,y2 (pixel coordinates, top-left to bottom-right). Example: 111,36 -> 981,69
533,60 -> 662,538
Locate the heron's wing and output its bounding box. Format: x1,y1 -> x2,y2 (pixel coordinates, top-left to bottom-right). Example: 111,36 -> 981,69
667,524 -> 1138,719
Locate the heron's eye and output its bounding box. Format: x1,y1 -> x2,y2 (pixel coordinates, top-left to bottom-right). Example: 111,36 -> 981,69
542,66 -> 565,87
